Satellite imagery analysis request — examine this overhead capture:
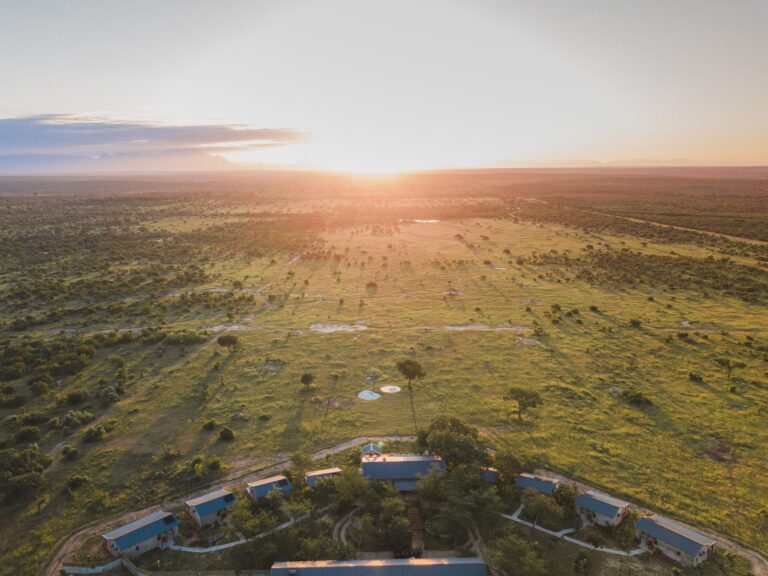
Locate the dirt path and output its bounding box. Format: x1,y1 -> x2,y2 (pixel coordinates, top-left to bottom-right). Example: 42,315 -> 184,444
587,210 -> 768,246
539,469 -> 768,576
529,197 -> 768,247
43,435 -> 413,576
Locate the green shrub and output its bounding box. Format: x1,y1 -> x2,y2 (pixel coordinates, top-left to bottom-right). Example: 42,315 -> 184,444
62,445 -> 79,461
19,412 -> 48,426
0,394 -> 26,408
13,425 -> 41,444
621,388 -> 653,406
217,334 -> 239,348
83,425 -> 106,442
65,389 -> 88,404
63,410 -> 95,430
65,475 -> 90,490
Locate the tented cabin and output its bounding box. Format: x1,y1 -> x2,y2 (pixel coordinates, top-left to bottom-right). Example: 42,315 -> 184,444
247,475 -> 292,501
102,511 -> 179,558
575,491 -> 630,527
481,467 -> 499,484
270,557 -> 487,575
305,467 -> 342,488
515,473 -> 559,495
635,515 -> 716,566
361,454 -> 445,492
185,489 -> 236,527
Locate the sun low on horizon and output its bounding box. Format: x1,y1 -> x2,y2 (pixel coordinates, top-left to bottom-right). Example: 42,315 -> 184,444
3,2 -> 768,575
0,0 -> 766,174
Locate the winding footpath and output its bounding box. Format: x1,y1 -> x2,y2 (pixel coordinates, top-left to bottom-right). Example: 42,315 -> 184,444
43,435 -> 767,576
503,503 -> 645,557
539,469 -> 768,576
43,435 -> 414,576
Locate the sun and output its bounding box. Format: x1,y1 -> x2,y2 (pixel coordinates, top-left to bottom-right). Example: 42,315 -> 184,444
221,141 -> 430,175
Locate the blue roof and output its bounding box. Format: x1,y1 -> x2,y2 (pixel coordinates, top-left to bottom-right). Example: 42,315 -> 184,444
393,479 -> 421,492
635,515 -> 716,557
186,489 -> 236,517
361,454 -> 445,482
270,557 -> 486,575
515,473 -> 559,495
575,491 -> 629,518
247,475 -> 292,498
362,443 -> 382,455
102,511 -> 179,551
305,468 -> 342,488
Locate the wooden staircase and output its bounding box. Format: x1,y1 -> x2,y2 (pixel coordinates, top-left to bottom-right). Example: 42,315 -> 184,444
404,494 -> 425,554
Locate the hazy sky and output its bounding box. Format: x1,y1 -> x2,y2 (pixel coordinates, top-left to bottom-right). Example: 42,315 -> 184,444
1,0 -> 766,172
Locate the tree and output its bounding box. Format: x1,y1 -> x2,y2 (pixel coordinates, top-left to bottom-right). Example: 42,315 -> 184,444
505,387 -> 543,420
760,508 -> 768,531
379,496 -> 411,553
487,528 -> 547,576
219,427 -> 235,441
300,372 -> 315,387
291,451 -> 312,478
715,357 -> 745,380
0,445 -> 52,502
418,416 -> 489,469
522,490 -> 564,529
396,359 -> 425,432
554,484 -> 578,516
715,357 -> 732,379
334,468 -> 371,509
493,447 -> 529,481
380,514 -> 411,554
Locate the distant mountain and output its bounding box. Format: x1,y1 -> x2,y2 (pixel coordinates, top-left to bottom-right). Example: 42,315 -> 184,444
0,149 -> 233,174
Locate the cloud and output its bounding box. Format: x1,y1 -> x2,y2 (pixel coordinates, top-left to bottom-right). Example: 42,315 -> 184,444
0,114 -> 307,157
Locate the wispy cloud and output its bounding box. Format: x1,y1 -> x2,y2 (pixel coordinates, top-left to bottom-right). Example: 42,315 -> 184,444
0,114 -> 307,156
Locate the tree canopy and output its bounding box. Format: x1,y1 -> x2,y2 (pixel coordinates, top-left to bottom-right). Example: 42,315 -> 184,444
417,415 -> 489,469
396,359 -> 425,385
0,445 -> 52,502
504,386 -> 543,420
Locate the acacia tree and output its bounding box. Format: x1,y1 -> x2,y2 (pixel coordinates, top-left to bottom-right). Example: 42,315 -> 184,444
300,372 -> 315,387
715,357 -> 745,381
396,359 -> 425,432
504,387 -> 543,421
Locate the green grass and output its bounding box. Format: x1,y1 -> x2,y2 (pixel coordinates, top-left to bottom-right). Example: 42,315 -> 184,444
1,198 -> 767,575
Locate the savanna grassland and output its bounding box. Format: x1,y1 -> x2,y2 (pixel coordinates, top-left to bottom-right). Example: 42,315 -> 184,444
0,169 -> 767,576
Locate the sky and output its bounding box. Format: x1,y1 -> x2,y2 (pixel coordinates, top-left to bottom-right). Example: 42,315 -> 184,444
0,0 -> 766,173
